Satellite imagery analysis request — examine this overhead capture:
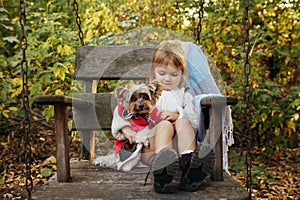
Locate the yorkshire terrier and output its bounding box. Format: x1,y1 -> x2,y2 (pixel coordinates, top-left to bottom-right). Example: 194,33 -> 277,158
114,80 -> 163,120
114,80 -> 163,171
114,80 -> 163,146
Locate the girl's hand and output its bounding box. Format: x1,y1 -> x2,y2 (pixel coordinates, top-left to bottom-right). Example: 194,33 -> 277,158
121,126 -> 137,144
161,110 -> 179,122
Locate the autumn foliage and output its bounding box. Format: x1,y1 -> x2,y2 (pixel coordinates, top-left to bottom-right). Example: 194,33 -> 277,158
0,0 -> 299,199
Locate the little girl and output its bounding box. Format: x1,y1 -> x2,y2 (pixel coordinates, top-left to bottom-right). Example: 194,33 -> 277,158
112,40 -> 214,193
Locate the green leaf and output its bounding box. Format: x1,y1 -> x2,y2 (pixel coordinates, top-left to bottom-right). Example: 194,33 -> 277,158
53,63 -> 68,81
40,168 -> 52,177
42,106 -> 54,121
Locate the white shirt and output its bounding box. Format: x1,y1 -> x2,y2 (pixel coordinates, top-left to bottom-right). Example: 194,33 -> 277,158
156,87 -> 198,129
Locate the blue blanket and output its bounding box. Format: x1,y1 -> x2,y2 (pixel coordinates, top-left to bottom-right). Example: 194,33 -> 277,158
182,42 -> 234,173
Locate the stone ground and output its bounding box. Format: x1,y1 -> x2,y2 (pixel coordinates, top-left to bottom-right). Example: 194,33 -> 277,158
32,161 -> 250,200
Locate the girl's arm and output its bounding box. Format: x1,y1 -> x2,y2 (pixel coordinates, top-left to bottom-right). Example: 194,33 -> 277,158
183,93 -> 198,129
121,126 -> 137,144
161,110 -> 179,122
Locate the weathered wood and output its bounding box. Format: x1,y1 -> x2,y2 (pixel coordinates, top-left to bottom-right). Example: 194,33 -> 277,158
80,79 -> 96,160
75,46 -> 154,80
34,95 -> 92,107
200,96 -> 238,107
72,94 -> 236,131
73,93 -> 117,130
32,161 -> 250,199
54,105 -> 71,182
80,131 -> 95,160
209,103 -> 224,181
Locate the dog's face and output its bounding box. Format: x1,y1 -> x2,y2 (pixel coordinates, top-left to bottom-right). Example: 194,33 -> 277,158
115,80 -> 162,115
128,87 -> 158,115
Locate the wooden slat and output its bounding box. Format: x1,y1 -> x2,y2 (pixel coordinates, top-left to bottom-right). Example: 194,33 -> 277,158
75,46 -> 154,80
72,93 -> 117,131
72,93 -> 237,131
35,94 -> 237,132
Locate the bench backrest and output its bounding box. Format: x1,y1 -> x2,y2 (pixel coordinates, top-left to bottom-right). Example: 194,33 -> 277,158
73,46 -> 156,131
75,46 -> 155,80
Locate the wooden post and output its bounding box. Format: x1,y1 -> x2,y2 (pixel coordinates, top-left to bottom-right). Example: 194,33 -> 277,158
81,131 -> 95,160
89,80 -> 97,160
209,102 -> 224,181
54,105 -> 71,182
80,80 -> 97,160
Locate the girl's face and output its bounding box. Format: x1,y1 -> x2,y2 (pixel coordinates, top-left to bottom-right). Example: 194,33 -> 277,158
154,65 -> 182,90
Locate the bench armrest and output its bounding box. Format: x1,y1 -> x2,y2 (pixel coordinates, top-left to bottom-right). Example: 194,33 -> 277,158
34,95 -> 93,107
200,96 -> 237,107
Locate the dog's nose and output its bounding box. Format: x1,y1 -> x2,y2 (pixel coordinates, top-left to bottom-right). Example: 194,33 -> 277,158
139,105 -> 144,109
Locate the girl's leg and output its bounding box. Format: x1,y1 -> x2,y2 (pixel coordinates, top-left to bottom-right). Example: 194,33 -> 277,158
141,120 -> 178,193
141,120 -> 174,165
175,118 -> 196,154
153,120 -> 174,153
175,119 -> 215,192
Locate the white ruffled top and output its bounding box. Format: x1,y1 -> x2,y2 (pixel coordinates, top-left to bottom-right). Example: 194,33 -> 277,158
156,87 -> 198,130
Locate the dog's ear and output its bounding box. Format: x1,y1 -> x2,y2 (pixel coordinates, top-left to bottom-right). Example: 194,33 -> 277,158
148,80 -> 163,101
114,86 -> 130,102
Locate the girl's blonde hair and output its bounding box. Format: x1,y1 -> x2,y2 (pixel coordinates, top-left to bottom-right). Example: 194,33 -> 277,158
149,40 -> 187,88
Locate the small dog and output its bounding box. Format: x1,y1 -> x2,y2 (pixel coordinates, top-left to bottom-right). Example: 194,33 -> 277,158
115,80 -> 163,120
114,80 -> 163,143
114,80 -> 163,171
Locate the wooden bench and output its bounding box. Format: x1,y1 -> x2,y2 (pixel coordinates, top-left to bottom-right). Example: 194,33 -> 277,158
34,45 -> 237,183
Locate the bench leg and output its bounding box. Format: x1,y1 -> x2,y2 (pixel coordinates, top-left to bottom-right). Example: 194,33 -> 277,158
209,104 -> 224,181
54,105 -> 71,182
80,131 -> 95,160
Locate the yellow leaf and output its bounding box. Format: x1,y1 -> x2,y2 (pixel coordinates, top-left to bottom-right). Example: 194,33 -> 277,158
1,142 -> 7,146
274,127 -> 280,136
227,60 -> 235,68
43,86 -> 50,94
57,45 -> 63,54
10,87 -> 22,98
85,29 -> 93,42
250,122 -> 256,129
54,67 -> 61,78
2,110 -> 9,118
59,70 -> 65,81
8,107 -> 18,111
216,42 -> 224,50
261,113 -> 268,122
286,121 -> 296,132
63,45 -> 74,55
231,48 -> 238,56
92,12 -> 100,25
12,77 -> 22,86
55,89 -> 64,95
292,113 -> 299,121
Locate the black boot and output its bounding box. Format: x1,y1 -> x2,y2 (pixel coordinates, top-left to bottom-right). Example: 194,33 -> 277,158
179,152 -> 193,176
151,147 -> 178,194
179,143 -> 215,192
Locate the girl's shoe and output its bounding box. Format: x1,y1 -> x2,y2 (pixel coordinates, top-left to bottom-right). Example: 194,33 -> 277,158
151,147 -> 178,193
179,143 -> 215,192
